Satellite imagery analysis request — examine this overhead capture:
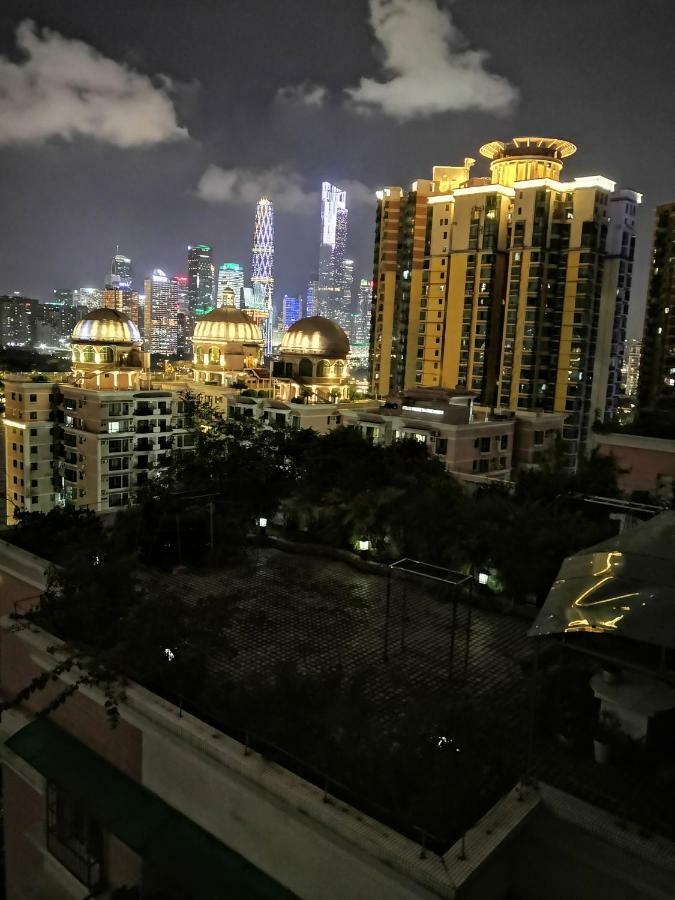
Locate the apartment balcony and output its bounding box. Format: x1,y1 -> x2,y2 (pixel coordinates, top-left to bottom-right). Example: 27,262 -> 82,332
134,405 -> 171,417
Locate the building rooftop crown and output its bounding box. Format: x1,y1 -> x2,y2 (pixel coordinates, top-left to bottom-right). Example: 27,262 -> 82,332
479,136 -> 577,162
71,308 -> 141,345
192,306 -> 263,344
280,316 -> 350,358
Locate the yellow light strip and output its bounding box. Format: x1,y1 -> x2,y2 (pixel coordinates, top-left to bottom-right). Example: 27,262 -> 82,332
2,419 -> 26,430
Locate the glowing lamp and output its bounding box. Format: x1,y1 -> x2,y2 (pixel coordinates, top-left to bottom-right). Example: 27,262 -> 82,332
358,539 -> 370,552
478,571 -> 489,585
257,517 -> 268,528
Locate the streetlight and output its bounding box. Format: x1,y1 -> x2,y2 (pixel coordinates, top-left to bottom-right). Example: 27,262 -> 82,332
477,571 -> 489,585
358,538 -> 370,552
257,516 -> 268,529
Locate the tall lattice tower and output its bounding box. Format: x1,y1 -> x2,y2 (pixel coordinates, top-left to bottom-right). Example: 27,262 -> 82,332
251,197 -> 275,354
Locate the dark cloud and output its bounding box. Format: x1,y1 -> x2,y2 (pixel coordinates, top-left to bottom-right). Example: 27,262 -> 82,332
0,20 -> 186,146
0,0 -> 673,337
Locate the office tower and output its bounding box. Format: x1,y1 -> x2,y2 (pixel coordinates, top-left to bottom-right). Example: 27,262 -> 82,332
187,244 -> 215,314
623,339 -> 642,399
217,263 -> 245,307
638,203 -> 675,411
144,269 -> 176,355
317,183 -> 348,321
251,198 -> 275,354
0,294 -> 38,347
353,278 -> 373,345
335,258 -> 354,334
240,286 -> 255,309
282,295 -> 302,330
73,288 -> 103,311
371,139 -> 641,462
103,288 -> 139,326
106,250 -> 133,289
306,280 -> 318,317
170,274 -> 189,312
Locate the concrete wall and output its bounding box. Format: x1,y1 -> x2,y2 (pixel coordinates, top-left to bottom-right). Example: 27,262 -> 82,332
595,433 -> 675,496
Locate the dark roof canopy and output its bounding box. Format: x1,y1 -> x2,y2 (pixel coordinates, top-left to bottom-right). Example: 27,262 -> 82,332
530,512 -> 675,649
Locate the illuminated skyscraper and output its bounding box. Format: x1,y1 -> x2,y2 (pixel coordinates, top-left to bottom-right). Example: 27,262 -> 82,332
251,198 -> 275,353
171,274 -> 190,356
282,295 -> 302,330
170,274 -> 189,312
217,262 -> 245,307
354,278 -> 373,344
371,138 -> 640,462
335,258 -> 354,334
107,250 -> 132,289
73,288 -> 103,311
317,183 -> 348,321
187,244 -> 215,314
144,269 -> 176,355
306,279 -> 318,317
103,287 -> 139,326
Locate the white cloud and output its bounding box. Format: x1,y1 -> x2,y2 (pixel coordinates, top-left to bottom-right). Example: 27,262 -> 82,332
0,20 -> 187,147
276,81 -> 327,107
346,0 -> 518,118
196,165 -> 374,213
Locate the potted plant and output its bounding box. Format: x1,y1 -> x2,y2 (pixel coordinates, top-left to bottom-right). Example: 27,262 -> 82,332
593,710 -> 624,764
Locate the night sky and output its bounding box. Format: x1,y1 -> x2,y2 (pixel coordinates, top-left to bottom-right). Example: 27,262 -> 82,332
1,0 -> 674,336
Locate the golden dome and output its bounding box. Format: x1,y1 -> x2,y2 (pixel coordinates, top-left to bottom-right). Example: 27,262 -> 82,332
72,308 -> 141,344
192,307 -> 263,344
280,316 -> 350,358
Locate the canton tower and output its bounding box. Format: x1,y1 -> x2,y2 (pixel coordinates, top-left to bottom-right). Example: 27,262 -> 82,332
251,197 -> 275,354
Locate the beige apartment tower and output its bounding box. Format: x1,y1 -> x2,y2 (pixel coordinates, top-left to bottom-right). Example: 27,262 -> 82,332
370,138 -> 640,462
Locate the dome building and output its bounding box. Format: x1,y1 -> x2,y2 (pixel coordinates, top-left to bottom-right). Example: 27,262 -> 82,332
70,308 -> 144,389
191,307 -> 264,385
274,316 -> 351,402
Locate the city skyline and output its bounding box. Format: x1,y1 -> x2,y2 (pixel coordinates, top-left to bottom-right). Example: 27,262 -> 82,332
1,2 -> 673,339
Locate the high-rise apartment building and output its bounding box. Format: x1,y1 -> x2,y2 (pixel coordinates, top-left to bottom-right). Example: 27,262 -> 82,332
0,294 -> 38,347
217,262 -> 245,307
623,339 -> 642,399
144,269 -> 176,355
282,295 -> 302,330
187,244 -> 215,314
371,138 -> 640,461
317,183 -> 348,321
638,203 -> 675,412
251,198 -> 275,354
2,309 -> 191,523
353,278 -> 373,345
106,250 -> 133,289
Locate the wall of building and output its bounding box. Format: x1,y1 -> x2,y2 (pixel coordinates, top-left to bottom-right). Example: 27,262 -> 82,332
594,432 -> 675,497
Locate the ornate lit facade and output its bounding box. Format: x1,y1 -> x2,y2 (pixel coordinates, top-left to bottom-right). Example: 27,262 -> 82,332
191,307 -> 264,385
273,315 -> 351,402
371,138 -> 641,463
71,309 -> 143,389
